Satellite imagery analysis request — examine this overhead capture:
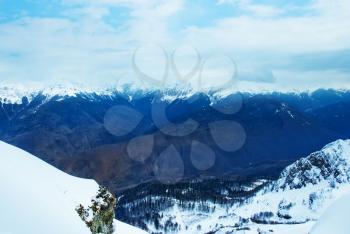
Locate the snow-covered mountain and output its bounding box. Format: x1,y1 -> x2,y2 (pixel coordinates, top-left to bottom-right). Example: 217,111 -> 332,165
229,139 -> 350,233
1,82 -> 350,104
1,82 -> 350,233
120,139 -> 350,234
0,140 -> 147,234
274,139 -> 350,190
0,82 -> 115,104
2,85 -> 350,194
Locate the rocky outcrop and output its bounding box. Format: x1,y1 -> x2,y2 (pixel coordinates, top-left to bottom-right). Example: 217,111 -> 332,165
273,139 -> 350,190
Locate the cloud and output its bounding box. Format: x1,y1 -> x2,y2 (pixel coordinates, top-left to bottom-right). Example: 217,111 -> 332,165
238,67 -> 276,83
0,0 -> 184,84
0,16 -> 127,83
282,50 -> 350,72
183,1 -> 350,54
217,0 -> 284,18
0,0 -> 349,91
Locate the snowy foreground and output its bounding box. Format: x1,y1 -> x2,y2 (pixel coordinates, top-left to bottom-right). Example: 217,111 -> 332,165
1,139 -> 350,234
311,193 -> 350,234
0,141 -> 147,234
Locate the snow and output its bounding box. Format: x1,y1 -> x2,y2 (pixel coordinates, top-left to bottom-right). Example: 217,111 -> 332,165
1,81 -> 349,104
311,193 -> 350,234
0,82 -> 113,104
0,83 -> 39,104
114,220 -> 149,234
1,130 -> 350,234
322,139 -> 350,163
0,141 -> 148,234
139,139 -> 350,234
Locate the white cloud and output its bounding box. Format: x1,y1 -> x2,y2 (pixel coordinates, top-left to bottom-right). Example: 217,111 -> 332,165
0,0 -> 184,85
184,0 -> 350,54
0,0 -> 349,91
217,0 -> 284,18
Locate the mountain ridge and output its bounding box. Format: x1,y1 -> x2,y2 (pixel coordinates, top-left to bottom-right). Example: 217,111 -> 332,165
273,139 -> 350,191
1,88 -> 350,193
1,82 -> 350,104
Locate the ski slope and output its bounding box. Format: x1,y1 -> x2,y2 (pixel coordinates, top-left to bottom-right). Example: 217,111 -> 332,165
0,141 -> 147,234
311,193 -> 350,234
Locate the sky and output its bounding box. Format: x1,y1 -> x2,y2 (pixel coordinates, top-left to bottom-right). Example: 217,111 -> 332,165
0,0 -> 349,91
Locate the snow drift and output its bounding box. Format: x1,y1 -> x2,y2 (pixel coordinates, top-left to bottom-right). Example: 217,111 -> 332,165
0,141 -> 147,234
311,193 -> 350,234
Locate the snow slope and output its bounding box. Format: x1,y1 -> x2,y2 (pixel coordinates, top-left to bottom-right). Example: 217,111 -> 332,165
311,193 -> 350,234
139,140 -> 350,234
1,136 -> 350,234
230,139 -> 350,233
0,141 -> 147,234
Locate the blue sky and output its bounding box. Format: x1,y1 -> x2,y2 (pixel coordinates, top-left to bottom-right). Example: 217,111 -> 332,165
0,0 -> 349,91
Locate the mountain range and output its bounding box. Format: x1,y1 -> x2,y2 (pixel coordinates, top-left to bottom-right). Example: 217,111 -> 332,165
2,84 -> 350,233
1,86 -> 350,195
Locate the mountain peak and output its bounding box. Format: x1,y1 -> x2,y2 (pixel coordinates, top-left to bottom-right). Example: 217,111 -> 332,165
1,81 -> 350,104
321,139 -> 350,160
274,139 -> 350,191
